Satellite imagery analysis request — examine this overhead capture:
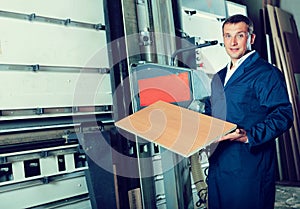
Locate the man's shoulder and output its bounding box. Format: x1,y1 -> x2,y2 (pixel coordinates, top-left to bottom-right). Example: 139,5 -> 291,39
247,52 -> 280,72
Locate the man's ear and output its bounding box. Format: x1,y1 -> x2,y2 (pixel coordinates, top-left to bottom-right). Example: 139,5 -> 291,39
250,33 -> 256,44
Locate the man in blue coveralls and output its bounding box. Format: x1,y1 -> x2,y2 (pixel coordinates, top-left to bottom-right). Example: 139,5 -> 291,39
205,14 -> 294,209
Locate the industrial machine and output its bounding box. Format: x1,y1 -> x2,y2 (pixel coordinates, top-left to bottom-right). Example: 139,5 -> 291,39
0,0 -> 230,208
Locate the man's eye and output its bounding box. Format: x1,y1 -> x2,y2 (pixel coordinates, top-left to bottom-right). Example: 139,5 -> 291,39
238,34 -> 244,38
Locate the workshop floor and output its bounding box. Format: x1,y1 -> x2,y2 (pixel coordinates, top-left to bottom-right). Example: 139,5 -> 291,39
193,184 -> 300,209
275,185 -> 300,208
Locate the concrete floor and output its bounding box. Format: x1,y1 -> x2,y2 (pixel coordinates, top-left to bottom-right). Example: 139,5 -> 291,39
275,185 -> 300,209
192,184 -> 300,209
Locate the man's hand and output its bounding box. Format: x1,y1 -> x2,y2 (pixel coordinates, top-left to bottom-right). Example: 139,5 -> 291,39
217,128 -> 248,143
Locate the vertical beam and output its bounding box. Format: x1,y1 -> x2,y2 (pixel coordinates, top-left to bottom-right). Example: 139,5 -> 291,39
83,131 -> 117,209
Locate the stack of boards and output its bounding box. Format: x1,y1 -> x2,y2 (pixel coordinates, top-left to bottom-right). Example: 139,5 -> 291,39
265,5 -> 300,181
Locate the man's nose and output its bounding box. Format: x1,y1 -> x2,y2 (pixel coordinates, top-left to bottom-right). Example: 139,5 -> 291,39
231,36 -> 238,45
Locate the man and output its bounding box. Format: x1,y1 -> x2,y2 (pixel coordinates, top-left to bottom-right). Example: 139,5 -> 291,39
205,14 -> 293,209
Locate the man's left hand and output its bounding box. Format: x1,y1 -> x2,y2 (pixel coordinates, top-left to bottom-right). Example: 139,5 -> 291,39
217,128 -> 248,143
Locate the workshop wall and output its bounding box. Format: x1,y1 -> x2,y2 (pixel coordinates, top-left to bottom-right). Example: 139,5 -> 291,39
0,0 -> 111,113
0,1 -> 112,208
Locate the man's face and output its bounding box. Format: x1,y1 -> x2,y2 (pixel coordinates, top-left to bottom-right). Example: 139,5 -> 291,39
223,22 -> 255,63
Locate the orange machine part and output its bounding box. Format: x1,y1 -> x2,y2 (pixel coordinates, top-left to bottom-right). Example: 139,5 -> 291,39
138,72 -> 191,107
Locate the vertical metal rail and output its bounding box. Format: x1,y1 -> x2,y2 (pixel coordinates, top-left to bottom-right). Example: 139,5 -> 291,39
149,1 -> 194,208
104,0 -> 141,208
134,1 -> 158,208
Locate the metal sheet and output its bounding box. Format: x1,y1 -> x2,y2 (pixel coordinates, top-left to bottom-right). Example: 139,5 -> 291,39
181,9 -> 228,74
0,175 -> 89,209
0,70 -> 112,110
182,0 -> 226,17
0,17 -> 108,67
0,0 -> 104,24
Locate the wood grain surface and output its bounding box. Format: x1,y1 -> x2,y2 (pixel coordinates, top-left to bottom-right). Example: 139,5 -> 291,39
115,100 -> 237,157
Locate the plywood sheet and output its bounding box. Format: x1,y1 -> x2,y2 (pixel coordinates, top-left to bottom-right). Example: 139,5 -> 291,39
284,32 -> 300,73
115,100 -> 237,157
266,4 -> 300,181
266,5 -> 282,69
275,7 -> 293,33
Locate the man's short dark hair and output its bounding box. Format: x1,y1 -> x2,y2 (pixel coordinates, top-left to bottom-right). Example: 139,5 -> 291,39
222,14 -> 254,34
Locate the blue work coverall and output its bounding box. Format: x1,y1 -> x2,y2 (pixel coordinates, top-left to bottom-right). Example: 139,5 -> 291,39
205,51 -> 294,209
